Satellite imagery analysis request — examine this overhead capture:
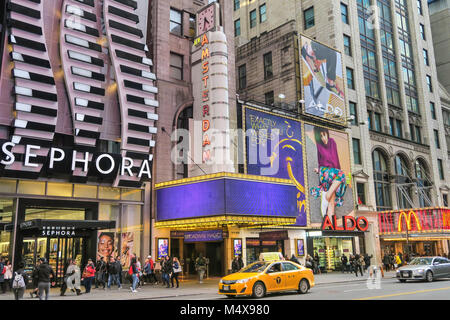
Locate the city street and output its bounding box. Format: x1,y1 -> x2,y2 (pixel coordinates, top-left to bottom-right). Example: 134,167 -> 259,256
2,271 -> 449,300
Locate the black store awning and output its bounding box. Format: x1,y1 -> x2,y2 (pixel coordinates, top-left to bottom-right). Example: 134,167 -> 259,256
4,219 -> 115,232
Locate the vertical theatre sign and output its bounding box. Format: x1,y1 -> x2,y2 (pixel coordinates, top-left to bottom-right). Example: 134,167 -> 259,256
200,34 -> 212,163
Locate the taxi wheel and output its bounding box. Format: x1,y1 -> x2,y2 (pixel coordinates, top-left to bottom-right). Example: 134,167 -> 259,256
252,281 -> 266,299
398,279 -> 407,283
298,279 -> 309,294
226,295 -> 235,299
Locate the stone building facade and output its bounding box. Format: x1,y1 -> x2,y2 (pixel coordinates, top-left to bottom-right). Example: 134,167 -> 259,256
234,0 -> 450,264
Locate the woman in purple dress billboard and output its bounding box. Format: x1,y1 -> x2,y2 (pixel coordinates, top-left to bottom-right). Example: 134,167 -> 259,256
310,126 -> 348,217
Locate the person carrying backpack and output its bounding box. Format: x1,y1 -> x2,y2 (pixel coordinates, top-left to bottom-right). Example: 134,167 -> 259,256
95,257 -> 107,289
195,254 -> 207,284
12,261 -> 28,300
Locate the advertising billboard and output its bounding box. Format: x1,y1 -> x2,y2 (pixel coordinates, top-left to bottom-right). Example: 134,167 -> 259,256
243,106 -> 307,226
296,239 -> 305,256
300,35 -> 346,124
156,177 -> 299,221
233,239 -> 242,257
157,238 -> 169,260
305,123 -> 354,223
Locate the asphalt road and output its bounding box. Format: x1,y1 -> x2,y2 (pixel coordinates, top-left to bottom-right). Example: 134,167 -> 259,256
157,277 -> 450,300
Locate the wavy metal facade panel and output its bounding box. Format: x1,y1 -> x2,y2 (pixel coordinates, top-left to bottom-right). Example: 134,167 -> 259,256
104,0 -> 158,188
5,0 -> 59,178
2,0 -> 157,187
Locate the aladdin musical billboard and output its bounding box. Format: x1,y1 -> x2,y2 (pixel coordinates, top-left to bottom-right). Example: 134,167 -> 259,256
305,123 -> 354,223
243,106 -> 307,226
300,35 -> 346,124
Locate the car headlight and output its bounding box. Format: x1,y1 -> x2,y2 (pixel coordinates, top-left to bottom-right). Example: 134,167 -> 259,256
396,270 -> 400,273
219,279 -> 223,284
413,269 -> 424,275
236,278 -> 249,284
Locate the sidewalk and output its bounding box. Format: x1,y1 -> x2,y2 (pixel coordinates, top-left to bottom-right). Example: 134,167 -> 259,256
0,271 -> 397,300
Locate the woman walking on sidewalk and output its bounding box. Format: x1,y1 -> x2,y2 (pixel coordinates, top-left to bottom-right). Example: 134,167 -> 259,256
171,257 -> 182,288
82,259 -> 96,294
129,257 -> 139,293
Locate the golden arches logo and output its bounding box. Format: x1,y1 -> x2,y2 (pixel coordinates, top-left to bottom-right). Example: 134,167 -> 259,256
397,210 -> 422,232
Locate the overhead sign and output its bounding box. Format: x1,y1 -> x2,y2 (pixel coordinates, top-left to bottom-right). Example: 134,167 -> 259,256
259,252 -> 283,262
259,230 -> 289,241
398,210 -> 422,232
321,215 -> 368,232
184,230 -> 223,242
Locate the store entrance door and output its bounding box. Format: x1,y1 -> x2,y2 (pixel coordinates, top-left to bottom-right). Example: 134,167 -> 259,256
21,236 -> 85,287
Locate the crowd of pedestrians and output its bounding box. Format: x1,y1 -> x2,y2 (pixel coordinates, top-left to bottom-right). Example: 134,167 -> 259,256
0,253 -> 194,300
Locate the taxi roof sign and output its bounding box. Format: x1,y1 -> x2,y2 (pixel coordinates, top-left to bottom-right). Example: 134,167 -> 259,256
259,252 -> 283,262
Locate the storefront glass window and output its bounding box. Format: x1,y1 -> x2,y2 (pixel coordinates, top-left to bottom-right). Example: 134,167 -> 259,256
17,181 -> 45,195
98,187 -> 121,200
73,184 -> 97,199
312,237 -> 353,271
121,189 -> 142,202
47,183 -> 73,197
120,204 -> 142,268
0,179 -> 17,193
99,204 -> 121,260
25,208 -> 85,221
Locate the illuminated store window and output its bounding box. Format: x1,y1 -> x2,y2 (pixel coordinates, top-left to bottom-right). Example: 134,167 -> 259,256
47,183 -> 73,197
0,179 -> 17,194
121,189 -> 142,201
25,208 -> 84,221
99,186 -> 121,200
17,181 -> 45,195
74,184 -> 97,198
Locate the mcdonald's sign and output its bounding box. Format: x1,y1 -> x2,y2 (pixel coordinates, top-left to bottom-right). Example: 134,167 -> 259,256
444,210 -> 450,228
397,210 -> 422,232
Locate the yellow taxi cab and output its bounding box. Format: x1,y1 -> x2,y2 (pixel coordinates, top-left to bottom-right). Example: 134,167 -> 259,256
218,252 -> 315,298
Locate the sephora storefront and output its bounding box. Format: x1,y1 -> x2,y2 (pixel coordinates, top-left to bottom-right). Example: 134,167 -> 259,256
0,0 -> 158,285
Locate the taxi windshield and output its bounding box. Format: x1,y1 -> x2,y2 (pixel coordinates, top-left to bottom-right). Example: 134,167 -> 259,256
409,258 -> 433,265
240,262 -> 270,273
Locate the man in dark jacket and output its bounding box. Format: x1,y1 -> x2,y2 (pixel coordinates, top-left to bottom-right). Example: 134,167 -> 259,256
163,256 -> 173,288
32,258 -> 55,300
290,254 -> 300,264
231,257 -> 240,273
107,257 -> 121,289
95,257 -> 107,289
364,253 -> 373,271
353,254 -> 363,277
341,253 -> 348,273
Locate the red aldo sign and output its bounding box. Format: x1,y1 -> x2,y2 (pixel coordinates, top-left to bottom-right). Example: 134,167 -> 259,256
321,215 -> 369,232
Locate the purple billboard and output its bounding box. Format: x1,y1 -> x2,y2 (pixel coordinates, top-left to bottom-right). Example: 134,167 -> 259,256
156,177 -> 299,222
243,106 -> 307,226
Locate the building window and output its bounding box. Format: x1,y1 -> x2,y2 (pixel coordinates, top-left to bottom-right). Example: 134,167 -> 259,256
263,52 -> 273,80
356,183 -> 366,205
170,53 -> 183,80
395,155 -> 412,209
434,129 -> 440,149
304,7 -> 314,29
430,102 -> 436,119
367,110 -> 373,130
389,117 -> 394,135
265,91 -> 274,106
437,159 -> 444,180
353,138 -> 362,165
170,8 -> 182,36
343,34 -> 352,56
373,149 -> 392,210
234,19 -> 241,37
415,126 -> 422,144
423,49 -> 429,66
189,14 -> 196,37
349,101 -> 358,125
443,194 -> 449,207
426,75 -> 433,92
420,23 -> 426,40
250,9 -> 257,28
395,119 -> 403,138
417,0 -> 423,15
259,4 -> 267,23
346,67 -> 354,89
341,3 -> 349,24
238,64 -> 246,90
234,0 -> 240,11
374,112 -> 382,132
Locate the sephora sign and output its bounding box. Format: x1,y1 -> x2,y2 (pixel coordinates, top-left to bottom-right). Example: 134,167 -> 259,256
0,141 -> 151,179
